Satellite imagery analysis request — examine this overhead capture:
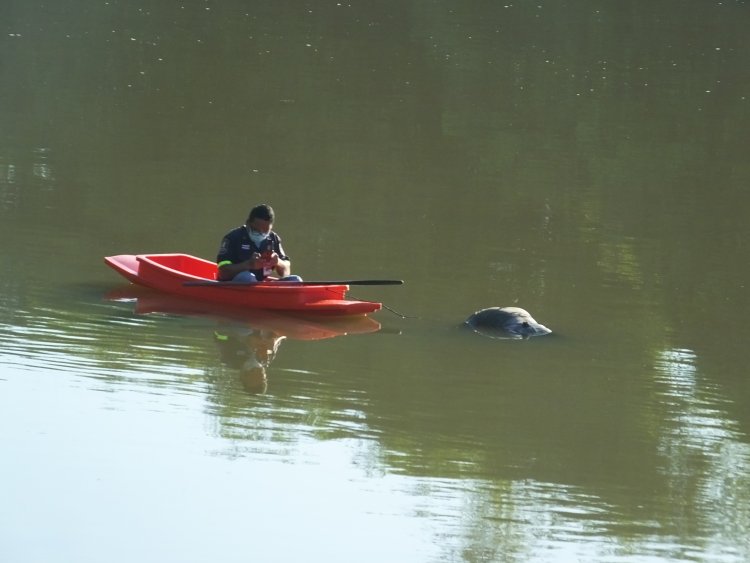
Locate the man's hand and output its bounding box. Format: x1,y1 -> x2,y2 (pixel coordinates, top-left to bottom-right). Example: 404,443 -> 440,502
263,252 -> 280,269
247,252 -> 262,270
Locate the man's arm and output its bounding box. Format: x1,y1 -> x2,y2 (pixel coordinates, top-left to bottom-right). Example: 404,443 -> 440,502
217,254 -> 261,281
274,256 -> 291,278
271,238 -> 292,278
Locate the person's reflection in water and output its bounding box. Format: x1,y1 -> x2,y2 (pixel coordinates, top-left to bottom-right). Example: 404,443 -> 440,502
214,325 -> 286,394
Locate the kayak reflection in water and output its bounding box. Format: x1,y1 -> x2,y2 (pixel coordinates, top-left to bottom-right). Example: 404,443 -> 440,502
216,203 -> 303,283
214,325 -> 286,394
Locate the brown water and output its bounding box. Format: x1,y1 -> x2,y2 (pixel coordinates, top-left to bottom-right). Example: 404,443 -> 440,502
2,2 -> 749,562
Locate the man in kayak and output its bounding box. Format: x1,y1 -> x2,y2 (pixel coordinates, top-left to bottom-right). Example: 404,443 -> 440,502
216,204 -> 303,283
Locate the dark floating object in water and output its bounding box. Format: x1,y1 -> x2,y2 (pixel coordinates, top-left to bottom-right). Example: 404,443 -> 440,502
465,307 -> 552,340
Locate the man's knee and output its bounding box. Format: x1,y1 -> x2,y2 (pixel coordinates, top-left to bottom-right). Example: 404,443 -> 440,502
233,271 -> 259,283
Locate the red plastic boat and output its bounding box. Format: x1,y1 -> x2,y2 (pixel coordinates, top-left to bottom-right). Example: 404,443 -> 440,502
104,254 -> 382,316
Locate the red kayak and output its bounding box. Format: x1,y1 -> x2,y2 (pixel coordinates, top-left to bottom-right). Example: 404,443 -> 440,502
104,254 -> 382,316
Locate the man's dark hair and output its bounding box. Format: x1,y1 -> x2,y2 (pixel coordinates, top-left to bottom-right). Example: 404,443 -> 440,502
248,204 -> 274,223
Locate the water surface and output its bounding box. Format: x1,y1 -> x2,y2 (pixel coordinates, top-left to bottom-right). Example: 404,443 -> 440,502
2,1 -> 749,562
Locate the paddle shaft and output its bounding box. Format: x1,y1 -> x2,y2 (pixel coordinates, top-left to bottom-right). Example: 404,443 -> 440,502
183,279 -> 403,287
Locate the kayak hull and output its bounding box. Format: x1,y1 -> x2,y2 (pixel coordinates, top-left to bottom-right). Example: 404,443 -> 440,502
106,285 -> 382,340
104,253 -> 382,316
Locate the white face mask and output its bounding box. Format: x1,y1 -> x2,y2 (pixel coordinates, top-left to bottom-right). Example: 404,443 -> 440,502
247,228 -> 269,248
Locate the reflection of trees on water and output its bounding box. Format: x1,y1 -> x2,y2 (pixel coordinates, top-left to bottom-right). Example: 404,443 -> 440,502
384,10 -> 750,552
11,289 -> 750,559
323,333 -> 750,559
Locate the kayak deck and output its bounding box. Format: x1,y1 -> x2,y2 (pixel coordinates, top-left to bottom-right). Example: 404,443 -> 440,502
104,253 -> 382,316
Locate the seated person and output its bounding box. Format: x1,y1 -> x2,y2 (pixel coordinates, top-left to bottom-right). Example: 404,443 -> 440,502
216,204 -> 302,283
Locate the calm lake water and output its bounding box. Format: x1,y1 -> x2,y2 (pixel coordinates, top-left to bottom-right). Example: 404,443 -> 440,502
2,1 -> 749,562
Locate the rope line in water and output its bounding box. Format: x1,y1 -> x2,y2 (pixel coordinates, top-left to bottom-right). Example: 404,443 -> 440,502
318,286 -> 416,319
381,303 -> 418,319
346,292 -> 417,319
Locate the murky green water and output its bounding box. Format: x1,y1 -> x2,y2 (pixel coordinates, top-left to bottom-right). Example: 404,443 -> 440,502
2,2 -> 749,562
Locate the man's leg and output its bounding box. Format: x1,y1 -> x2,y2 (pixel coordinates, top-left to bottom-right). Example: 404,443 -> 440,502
232,271 -> 259,283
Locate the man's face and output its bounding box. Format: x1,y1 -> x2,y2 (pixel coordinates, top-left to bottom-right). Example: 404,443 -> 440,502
248,218 -> 272,235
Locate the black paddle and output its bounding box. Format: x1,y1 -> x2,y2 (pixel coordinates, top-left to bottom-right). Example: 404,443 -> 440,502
183,279 -> 403,287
